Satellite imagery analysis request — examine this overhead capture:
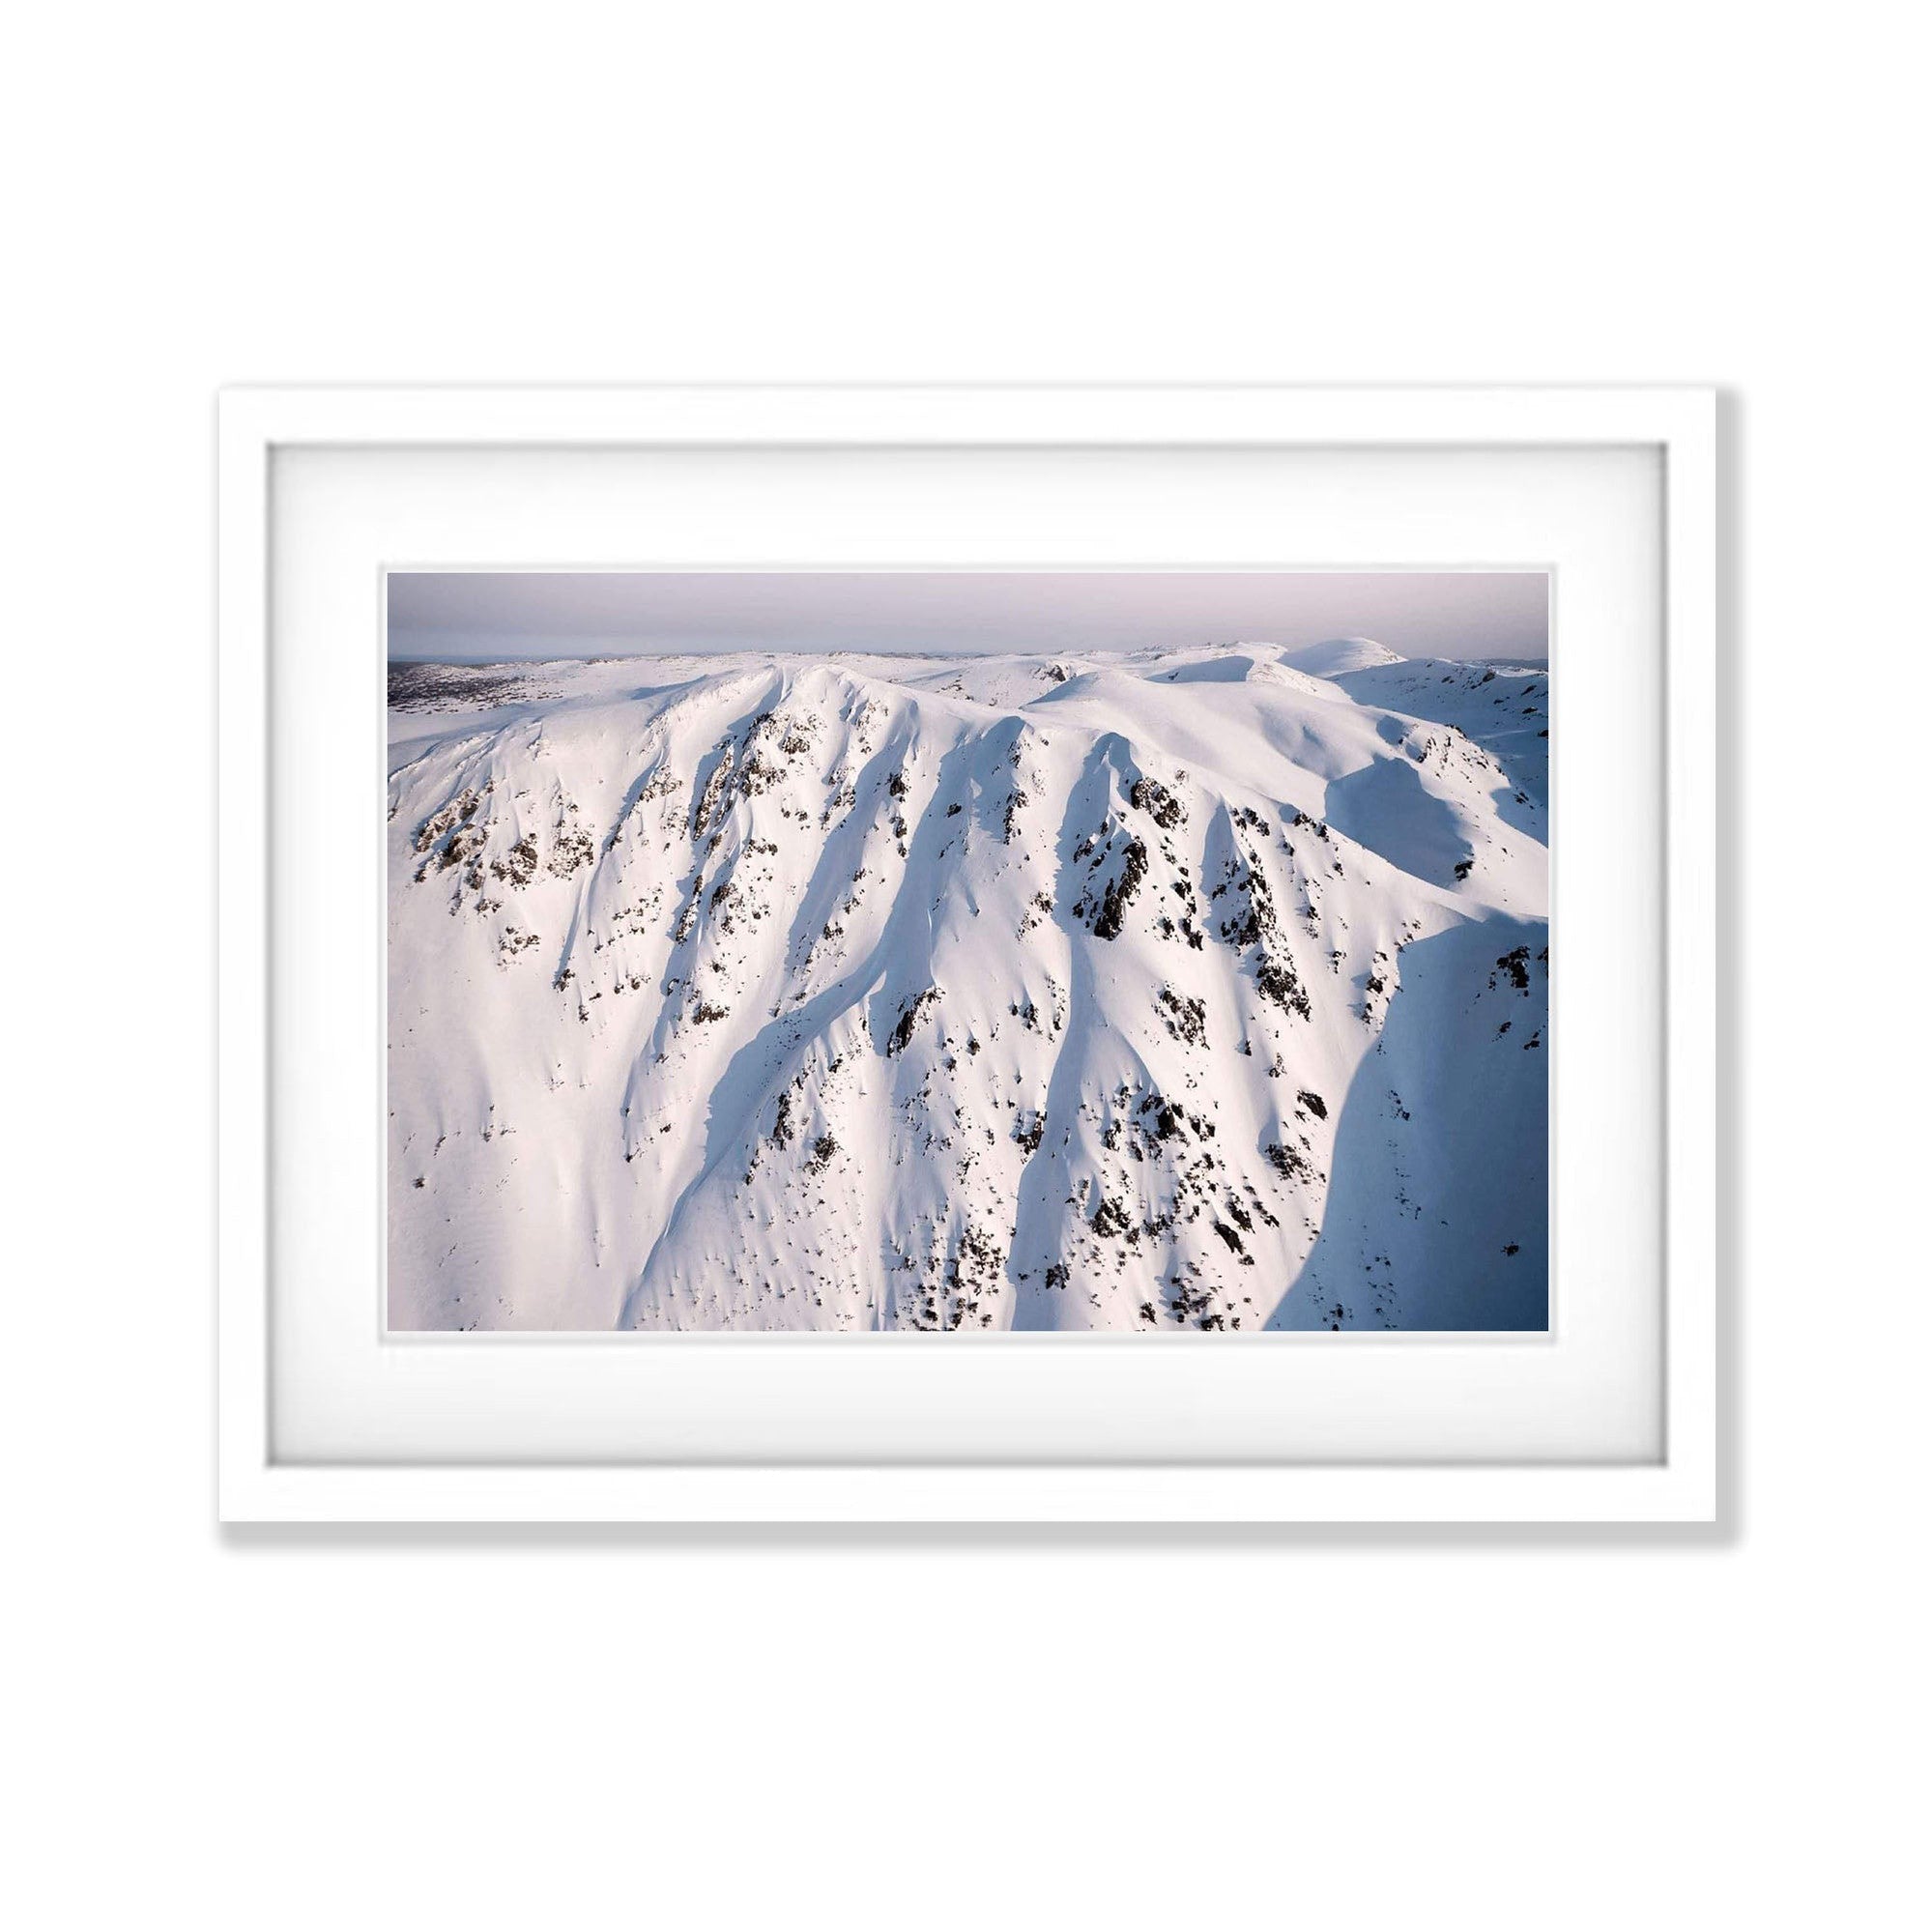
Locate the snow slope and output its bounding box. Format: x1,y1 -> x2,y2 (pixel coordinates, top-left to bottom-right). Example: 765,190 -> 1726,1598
1311,651 -> 1552,808
387,642 -> 1549,1331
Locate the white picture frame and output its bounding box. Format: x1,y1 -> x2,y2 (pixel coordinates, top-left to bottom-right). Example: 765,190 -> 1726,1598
218,385 -> 1716,1523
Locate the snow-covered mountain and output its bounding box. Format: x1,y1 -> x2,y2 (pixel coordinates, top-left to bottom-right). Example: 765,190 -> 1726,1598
388,641 -> 1549,1331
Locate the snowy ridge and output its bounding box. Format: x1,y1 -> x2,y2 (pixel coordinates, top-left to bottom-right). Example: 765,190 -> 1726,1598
388,642 -> 1549,1331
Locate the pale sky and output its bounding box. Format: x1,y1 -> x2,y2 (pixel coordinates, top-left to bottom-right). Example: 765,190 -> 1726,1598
388,571 -> 1548,663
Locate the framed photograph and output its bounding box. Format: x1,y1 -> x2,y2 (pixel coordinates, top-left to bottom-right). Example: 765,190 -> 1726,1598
218,386 -> 1716,1522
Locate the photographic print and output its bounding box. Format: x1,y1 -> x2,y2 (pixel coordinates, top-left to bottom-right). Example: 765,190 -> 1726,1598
387,570 -> 1550,1333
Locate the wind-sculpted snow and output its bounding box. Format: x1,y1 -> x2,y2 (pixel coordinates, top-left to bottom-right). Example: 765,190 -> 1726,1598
388,643 -> 1549,1330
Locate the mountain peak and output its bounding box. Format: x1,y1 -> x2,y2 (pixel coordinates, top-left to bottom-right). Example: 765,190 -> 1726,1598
1280,637 -> 1407,678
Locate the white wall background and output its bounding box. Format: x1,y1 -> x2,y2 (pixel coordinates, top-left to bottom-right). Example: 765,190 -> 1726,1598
6,4 -> 1923,1925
